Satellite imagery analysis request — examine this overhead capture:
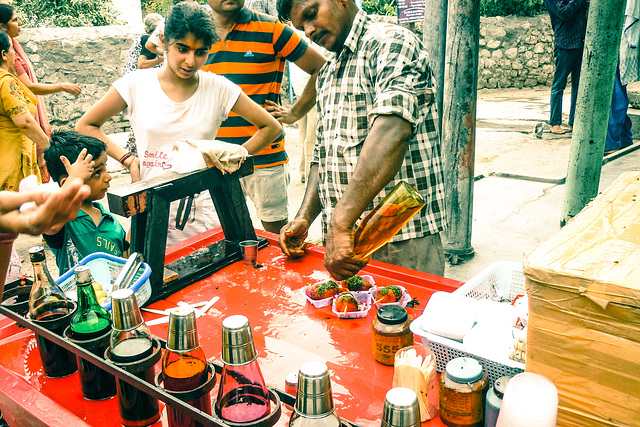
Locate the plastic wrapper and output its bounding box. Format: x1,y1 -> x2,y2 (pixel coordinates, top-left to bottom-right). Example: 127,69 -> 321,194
173,139 -> 247,174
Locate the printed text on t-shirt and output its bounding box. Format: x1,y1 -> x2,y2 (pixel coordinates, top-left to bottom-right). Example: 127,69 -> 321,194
143,150 -> 172,170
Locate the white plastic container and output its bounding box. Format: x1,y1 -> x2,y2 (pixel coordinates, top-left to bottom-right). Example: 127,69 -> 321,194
331,292 -> 372,319
496,372 -> 558,427
419,291 -> 477,341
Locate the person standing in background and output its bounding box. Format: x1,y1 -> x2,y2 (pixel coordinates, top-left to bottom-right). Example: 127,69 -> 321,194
605,0 -> 639,154
122,12 -> 163,76
288,29 -> 327,184
0,3 -> 81,182
203,0 -> 326,235
245,0 -> 278,16
544,0 -> 588,135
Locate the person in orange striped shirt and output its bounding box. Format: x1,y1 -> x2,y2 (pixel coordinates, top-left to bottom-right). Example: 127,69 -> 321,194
203,0 -> 325,234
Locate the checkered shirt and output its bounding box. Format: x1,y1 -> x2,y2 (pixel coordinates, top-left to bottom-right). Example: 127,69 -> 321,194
313,9 -> 447,243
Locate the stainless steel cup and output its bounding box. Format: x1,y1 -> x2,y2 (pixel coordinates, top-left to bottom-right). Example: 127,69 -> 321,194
239,240 -> 259,265
221,315 -> 257,365
111,288 -> 143,331
295,361 -> 335,417
381,387 -> 421,427
167,307 -> 198,352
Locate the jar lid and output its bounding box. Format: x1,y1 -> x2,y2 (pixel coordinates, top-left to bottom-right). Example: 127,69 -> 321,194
376,305 -> 408,325
493,376 -> 512,399
445,357 -> 483,383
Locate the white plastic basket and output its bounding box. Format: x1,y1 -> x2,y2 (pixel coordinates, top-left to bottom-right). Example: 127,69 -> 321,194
410,261 -> 526,384
453,261 -> 526,303
56,252 -> 152,311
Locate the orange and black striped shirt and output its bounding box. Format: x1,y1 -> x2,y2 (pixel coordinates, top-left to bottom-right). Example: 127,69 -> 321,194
202,8 -> 308,168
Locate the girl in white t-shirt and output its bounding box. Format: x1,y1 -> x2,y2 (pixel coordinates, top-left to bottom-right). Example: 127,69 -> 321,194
77,2 -> 281,246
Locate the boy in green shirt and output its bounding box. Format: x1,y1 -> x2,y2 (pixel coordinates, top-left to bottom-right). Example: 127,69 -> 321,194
43,131 -> 128,274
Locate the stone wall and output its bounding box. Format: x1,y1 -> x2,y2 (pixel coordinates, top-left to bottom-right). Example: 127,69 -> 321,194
478,15 -> 554,89
18,25 -> 143,134
20,15 -> 555,130
381,14 -> 555,90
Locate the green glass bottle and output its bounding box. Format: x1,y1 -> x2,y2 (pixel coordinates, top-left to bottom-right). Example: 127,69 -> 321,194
70,266 -> 111,339
28,246 -> 69,321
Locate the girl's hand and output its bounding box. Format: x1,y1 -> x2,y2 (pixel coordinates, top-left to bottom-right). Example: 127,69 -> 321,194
61,148 -> 95,182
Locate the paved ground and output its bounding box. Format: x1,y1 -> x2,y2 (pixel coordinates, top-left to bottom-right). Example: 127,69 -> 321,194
13,86 -> 639,283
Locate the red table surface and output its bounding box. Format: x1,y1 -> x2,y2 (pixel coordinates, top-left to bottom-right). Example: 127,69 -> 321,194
0,229 -> 462,427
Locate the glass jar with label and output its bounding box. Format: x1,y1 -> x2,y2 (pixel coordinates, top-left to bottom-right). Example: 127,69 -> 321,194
439,357 -> 488,427
372,305 -> 413,366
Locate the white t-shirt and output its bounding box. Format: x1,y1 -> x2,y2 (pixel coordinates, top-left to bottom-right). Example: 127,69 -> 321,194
113,68 -> 242,245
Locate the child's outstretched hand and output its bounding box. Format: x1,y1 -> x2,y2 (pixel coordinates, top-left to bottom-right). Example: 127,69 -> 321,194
60,148 -> 95,182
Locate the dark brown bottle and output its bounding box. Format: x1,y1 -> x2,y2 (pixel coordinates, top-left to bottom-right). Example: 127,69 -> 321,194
28,246 -> 77,378
28,246 -> 69,321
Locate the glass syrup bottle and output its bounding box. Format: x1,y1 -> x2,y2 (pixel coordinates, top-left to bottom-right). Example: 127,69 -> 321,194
353,181 -> 425,258
110,288 -> 160,427
70,265 -> 111,339
69,265 -> 117,400
162,307 -> 212,427
216,315 -> 270,423
28,246 -> 69,320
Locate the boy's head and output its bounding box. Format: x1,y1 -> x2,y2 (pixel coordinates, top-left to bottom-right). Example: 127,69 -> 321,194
44,131 -> 112,201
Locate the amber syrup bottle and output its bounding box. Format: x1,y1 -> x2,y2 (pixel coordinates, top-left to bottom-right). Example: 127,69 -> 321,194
353,181 -> 425,257
27,246 -> 77,378
162,307 -> 211,427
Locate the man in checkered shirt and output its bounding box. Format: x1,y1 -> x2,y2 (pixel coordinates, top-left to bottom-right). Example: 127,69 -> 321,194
276,0 -> 447,279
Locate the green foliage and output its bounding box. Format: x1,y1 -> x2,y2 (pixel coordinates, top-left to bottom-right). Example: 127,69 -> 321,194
361,0 -> 545,17
141,0 -> 173,15
362,0 -> 396,17
141,0 -> 207,15
14,0 -> 123,27
480,0 -> 545,17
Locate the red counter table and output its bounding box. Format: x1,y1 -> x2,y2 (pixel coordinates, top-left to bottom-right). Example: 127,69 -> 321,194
0,229 -> 462,427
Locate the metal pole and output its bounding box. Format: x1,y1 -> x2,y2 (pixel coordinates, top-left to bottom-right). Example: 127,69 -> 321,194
561,0 -> 626,226
441,0 -> 480,263
423,0 -> 448,132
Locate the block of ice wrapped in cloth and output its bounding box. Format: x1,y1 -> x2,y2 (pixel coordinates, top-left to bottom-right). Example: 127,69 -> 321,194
172,139 -> 248,174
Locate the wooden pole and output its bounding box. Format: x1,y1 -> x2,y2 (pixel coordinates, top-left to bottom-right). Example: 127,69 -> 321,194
561,0 -> 626,226
441,0 -> 480,263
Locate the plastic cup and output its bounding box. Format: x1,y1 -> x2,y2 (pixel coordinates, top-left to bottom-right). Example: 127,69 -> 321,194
496,372 -> 558,427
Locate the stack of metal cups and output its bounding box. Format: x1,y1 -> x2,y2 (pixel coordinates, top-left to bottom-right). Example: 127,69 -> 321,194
167,307 -> 198,352
112,289 -> 145,335
290,361 -> 341,426
381,387 -> 421,427
221,315 -> 257,364
216,315 -> 273,423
